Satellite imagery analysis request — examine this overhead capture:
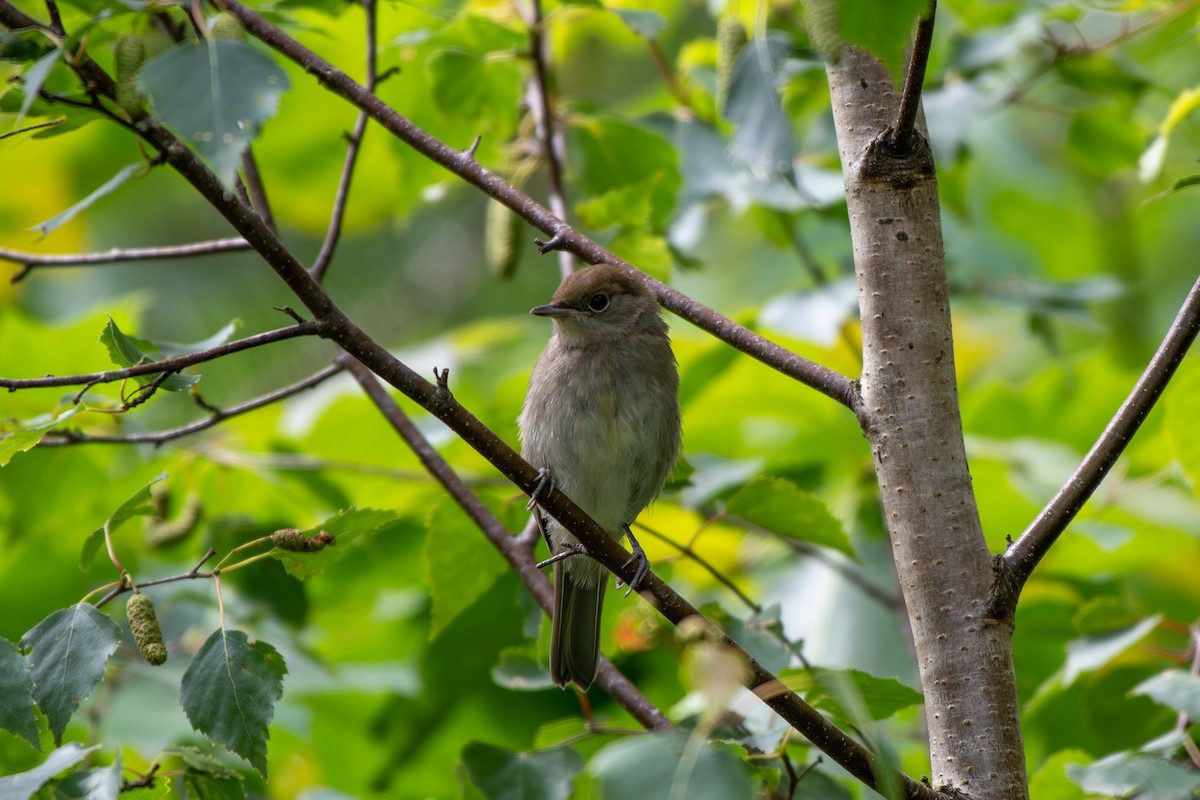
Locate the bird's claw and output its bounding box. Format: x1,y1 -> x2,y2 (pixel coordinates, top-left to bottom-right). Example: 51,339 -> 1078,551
526,467 -> 554,511
618,525 -> 650,597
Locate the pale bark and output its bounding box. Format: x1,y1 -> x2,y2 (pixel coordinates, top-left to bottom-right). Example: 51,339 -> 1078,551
827,49 -> 1029,797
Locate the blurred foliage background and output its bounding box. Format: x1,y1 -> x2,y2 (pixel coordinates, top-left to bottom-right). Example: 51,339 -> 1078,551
2,0 -> 1200,797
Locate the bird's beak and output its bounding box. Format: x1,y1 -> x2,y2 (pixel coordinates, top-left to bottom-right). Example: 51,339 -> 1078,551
530,303 -> 574,317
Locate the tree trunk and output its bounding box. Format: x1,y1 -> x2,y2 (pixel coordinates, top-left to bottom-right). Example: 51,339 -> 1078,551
827,49 -> 1030,797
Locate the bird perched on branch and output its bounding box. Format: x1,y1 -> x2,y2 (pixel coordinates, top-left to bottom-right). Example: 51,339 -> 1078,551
519,263 -> 682,690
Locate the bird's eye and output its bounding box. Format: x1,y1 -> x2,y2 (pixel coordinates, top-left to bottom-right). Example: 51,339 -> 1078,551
588,294 -> 610,312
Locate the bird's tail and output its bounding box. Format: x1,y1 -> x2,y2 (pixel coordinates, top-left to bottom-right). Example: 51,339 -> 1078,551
550,561 -> 606,690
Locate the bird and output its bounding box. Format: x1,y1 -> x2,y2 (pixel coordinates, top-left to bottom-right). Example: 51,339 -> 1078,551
518,263 -> 682,690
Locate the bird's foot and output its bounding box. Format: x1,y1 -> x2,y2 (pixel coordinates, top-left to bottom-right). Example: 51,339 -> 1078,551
618,525 -> 650,597
526,467 -> 554,511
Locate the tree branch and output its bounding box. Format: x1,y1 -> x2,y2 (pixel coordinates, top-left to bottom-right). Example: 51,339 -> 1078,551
994,274 -> 1200,617
339,353 -> 672,731
39,363 -> 343,446
887,1 -> 936,156
214,0 -> 858,411
2,238 -> 251,282
523,0 -> 573,278
0,321 -> 325,391
310,0 -> 378,283
239,145 -> 276,233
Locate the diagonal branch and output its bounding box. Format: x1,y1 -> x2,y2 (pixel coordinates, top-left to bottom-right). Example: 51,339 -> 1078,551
214,0 -> 857,411
886,1 -> 937,156
2,238 -> 250,282
992,273 -> 1200,619
340,353 -> 671,731
39,363 -> 343,446
0,321 -> 325,391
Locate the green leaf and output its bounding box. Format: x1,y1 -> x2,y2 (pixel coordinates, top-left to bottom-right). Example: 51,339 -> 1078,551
780,666 -> 923,724
725,476 -> 854,556
80,473 -> 167,571
136,37 -> 291,187
0,407 -> 81,467
610,8 -> 665,39
29,162 -> 144,239
159,745 -> 243,780
0,637 -> 40,750
1132,670 -> 1200,718
1028,749 -> 1090,800
153,320 -> 241,357
723,32 -> 795,180
271,507 -> 405,579
98,317 -> 201,391
424,499 -> 509,639
461,741 -> 583,800
54,749 -> 121,800
179,628 -> 287,776
836,0 -> 928,80
427,48 -> 521,126
1061,615 -> 1160,687
0,743 -> 99,800
16,49 -> 60,129
491,649 -> 554,691
1067,752 -> 1200,800
181,771 -> 248,800
19,604 -> 122,744
590,732 -> 752,800
568,116 -> 680,228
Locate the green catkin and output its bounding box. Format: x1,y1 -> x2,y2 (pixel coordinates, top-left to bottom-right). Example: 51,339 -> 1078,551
484,198 -> 522,279
114,34 -> 145,115
271,528 -> 335,552
144,495 -> 201,548
127,592 -> 167,666
716,14 -> 747,111
209,12 -> 246,40
802,0 -> 841,63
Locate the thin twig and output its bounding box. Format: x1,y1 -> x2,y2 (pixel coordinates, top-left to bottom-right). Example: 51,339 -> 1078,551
310,0 -> 378,282
94,547 -> 217,608
0,119 -> 63,141
524,0 -> 573,278
0,320 -> 325,391
339,352 -> 674,731
995,274 -> 1200,618
634,521 -> 761,613
3,238 -> 251,283
239,146 -> 275,233
887,1 -> 937,155
40,363 -> 343,446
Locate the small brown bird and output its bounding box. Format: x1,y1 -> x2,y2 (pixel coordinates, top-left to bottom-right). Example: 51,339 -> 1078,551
519,264 -> 682,690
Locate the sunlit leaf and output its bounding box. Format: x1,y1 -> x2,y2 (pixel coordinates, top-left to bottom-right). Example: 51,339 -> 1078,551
780,666 -> 923,724
20,604 -> 121,744
723,32 -> 795,181
29,162 -> 144,239
0,637 -> 40,750
1061,615 -> 1160,687
16,49 -> 60,129
1132,670 -> 1200,718
54,749 -> 121,800
1067,752 -> 1200,800
425,499 -> 508,639
98,317 -> 201,391
79,473 -> 167,571
180,629 -> 287,776
836,0 -> 928,79
271,507 -> 406,580
610,8 -> 664,38
137,37 -> 290,187
0,407 -> 80,467
0,743 -> 99,800
725,477 -> 854,556
461,741 -> 583,800
590,733 -> 752,800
